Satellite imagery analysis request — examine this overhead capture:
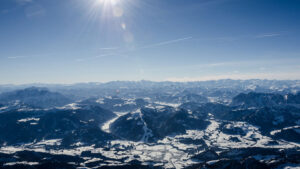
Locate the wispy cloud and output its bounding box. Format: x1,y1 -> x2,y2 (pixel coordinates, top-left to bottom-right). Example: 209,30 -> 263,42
1,0 -> 32,15
7,56 -> 27,59
194,32 -> 285,42
75,37 -> 193,61
16,0 -> 33,5
95,53 -> 114,58
255,33 -> 281,39
25,5 -> 46,18
76,53 -> 115,62
142,36 -> 192,49
74,31 -> 285,62
100,47 -> 118,50
18,0 -> 33,2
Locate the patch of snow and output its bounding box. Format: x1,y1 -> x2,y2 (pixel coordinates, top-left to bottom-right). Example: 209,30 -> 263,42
60,103 -> 80,110
0,106 -> 8,111
18,118 -> 40,123
246,84 -> 257,91
17,108 -> 36,112
137,109 -> 153,142
84,158 -> 102,164
71,142 -> 84,146
96,98 -> 105,104
207,159 -> 220,165
270,126 -> 300,135
276,163 -> 300,169
204,120 -> 300,149
101,111 -> 129,133
207,97 -> 218,103
36,139 -> 62,146
4,161 -> 39,166
154,102 -> 180,108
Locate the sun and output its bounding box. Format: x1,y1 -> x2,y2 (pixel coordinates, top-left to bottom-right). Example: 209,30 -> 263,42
84,0 -> 137,43
93,0 -> 124,17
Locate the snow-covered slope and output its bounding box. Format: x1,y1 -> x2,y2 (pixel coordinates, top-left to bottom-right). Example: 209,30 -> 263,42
0,83 -> 299,169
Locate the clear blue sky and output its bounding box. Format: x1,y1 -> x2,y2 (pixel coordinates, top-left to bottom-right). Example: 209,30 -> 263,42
1,0 -> 300,84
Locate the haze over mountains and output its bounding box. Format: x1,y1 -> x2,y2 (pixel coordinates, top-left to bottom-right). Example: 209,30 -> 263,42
0,79 -> 299,169
1,0 -> 300,168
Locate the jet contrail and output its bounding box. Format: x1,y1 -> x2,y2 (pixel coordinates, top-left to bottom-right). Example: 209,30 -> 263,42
142,36 -> 192,49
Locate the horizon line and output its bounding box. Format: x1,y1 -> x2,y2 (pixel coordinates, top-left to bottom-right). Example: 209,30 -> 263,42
1,78 -> 300,86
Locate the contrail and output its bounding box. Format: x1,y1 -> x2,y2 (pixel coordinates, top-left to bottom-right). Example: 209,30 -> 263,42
142,36 -> 192,49
75,37 -> 193,62
255,33 -> 281,38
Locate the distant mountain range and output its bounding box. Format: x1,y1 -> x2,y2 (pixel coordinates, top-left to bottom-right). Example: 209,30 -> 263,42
0,80 -> 299,169
231,92 -> 300,107
0,87 -> 73,108
1,79 -> 299,99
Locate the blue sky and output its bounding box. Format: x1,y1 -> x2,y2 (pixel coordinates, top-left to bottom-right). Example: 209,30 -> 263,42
1,0 -> 300,84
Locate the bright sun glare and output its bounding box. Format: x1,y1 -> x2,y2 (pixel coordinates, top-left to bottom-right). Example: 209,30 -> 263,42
96,0 -> 120,6
86,0 -> 136,43
94,0 -> 124,17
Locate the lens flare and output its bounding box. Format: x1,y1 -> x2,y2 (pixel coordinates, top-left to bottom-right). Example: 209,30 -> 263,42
82,0 -> 144,44
113,6 -> 123,17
